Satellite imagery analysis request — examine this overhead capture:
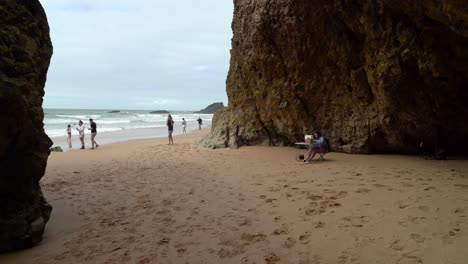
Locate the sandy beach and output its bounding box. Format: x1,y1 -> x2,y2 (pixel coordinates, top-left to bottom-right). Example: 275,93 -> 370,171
1,129 -> 467,264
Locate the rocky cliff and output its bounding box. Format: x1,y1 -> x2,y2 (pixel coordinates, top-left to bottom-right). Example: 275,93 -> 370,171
0,0 -> 53,252
203,0 -> 468,154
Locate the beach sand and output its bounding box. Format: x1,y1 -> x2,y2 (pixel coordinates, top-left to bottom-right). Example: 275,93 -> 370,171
1,129 -> 468,263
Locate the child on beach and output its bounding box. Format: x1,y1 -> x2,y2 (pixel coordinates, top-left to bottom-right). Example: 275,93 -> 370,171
66,124 -> 72,149
76,120 -> 85,149
167,114 -> 174,145
182,118 -> 187,134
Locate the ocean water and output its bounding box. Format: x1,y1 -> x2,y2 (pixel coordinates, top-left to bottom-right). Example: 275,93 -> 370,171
44,108 -> 213,138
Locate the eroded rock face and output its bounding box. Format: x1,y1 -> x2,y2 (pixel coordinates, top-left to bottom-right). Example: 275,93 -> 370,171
203,0 -> 468,154
0,0 -> 53,252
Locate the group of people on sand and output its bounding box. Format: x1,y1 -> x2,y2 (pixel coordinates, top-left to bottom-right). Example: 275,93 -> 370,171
66,118 -> 99,150
166,115 -> 203,144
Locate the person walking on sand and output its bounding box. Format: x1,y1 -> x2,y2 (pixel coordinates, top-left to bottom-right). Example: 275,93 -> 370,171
66,124 -> 72,149
182,118 -> 187,134
167,114 -> 174,144
76,120 -> 85,149
88,118 -> 99,150
197,117 -> 203,130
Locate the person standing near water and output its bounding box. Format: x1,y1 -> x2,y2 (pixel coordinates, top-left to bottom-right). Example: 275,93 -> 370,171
182,118 -> 187,134
66,124 -> 72,149
88,118 -> 99,150
167,114 -> 174,144
76,120 -> 85,149
197,117 -> 203,130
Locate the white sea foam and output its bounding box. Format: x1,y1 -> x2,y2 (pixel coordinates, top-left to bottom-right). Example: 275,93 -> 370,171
44,109 -> 213,139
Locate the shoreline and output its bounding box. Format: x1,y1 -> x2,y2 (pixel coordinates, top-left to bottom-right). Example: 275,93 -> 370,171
49,122 -> 211,150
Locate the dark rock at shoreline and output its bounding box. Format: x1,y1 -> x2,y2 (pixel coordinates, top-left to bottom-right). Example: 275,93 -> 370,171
194,102 -> 225,114
203,0 -> 468,154
150,110 -> 170,114
108,110 -> 120,113
0,0 -> 53,252
49,146 -> 63,152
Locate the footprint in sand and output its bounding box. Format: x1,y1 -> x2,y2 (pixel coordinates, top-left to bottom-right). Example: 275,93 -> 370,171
338,250 -> 358,264
241,233 -> 267,243
158,237 -> 170,244
305,206 -> 326,216
449,228 -> 461,237
390,240 -> 404,251
410,234 -> 425,243
401,182 -> 414,187
328,191 -> 348,200
355,188 -> 371,194
339,216 -> 370,228
265,252 -> 281,264
418,205 -> 430,212
174,244 -> 187,256
299,232 -> 311,244
398,216 -> 426,227
307,195 -> 323,201
314,221 -> 325,228
272,225 -> 289,235
218,247 -> 242,259
454,208 -> 466,215
397,202 -> 410,209
283,237 -> 296,248
397,253 -> 423,264
274,216 -> 284,222
237,218 -> 252,227
217,239 -> 245,258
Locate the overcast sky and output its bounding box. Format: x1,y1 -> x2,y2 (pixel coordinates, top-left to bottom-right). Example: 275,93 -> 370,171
41,0 -> 233,110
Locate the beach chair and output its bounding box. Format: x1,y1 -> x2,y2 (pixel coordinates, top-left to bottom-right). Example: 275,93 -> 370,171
315,147 -> 327,161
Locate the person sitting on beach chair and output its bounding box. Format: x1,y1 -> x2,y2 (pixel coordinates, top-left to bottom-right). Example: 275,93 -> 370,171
304,131 -> 327,163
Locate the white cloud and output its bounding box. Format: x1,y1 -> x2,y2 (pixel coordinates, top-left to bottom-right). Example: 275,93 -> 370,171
152,99 -> 182,106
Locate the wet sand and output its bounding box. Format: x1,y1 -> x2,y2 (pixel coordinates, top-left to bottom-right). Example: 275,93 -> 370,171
1,129 -> 468,263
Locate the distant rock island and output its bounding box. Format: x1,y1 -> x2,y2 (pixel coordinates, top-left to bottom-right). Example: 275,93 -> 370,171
108,110 -> 120,113
194,102 -> 225,114
150,110 -> 170,114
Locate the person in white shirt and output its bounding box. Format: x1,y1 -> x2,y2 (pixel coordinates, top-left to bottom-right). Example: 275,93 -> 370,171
182,118 -> 187,134
76,120 -> 85,149
66,124 -> 72,149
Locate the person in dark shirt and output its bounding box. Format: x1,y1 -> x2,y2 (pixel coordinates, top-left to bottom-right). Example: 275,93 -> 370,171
197,117 -> 203,130
167,114 -> 174,145
88,118 -> 99,150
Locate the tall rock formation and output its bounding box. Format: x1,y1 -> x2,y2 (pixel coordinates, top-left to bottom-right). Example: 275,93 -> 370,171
203,0 -> 468,154
0,0 -> 53,252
